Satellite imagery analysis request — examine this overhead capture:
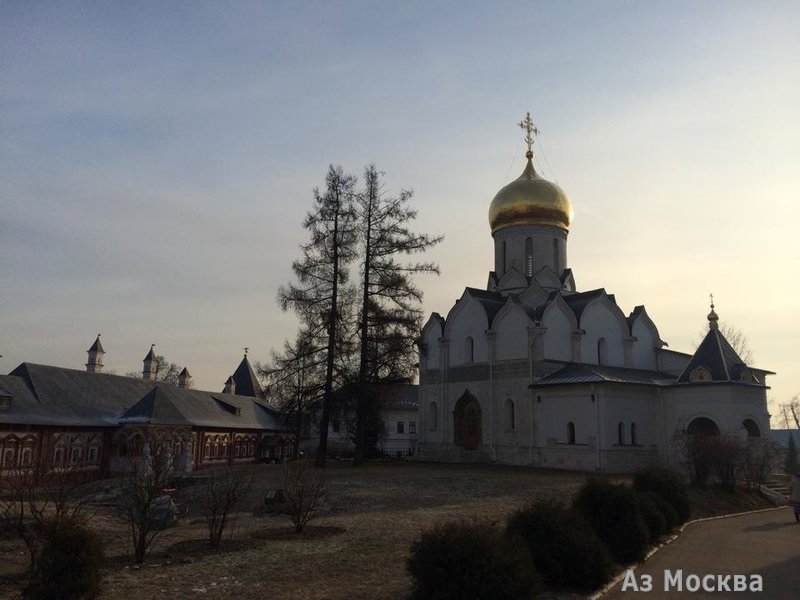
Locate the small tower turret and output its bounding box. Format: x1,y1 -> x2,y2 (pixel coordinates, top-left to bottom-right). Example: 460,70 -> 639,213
143,345 -> 159,380
707,294 -> 719,330
178,367 -> 191,389
86,334 -> 105,373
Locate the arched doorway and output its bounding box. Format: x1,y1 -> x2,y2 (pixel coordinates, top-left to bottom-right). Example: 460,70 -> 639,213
454,391 -> 482,450
742,419 -> 761,438
686,417 -> 720,437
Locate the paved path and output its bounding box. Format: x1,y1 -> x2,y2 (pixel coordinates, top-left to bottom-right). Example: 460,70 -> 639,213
603,508 -> 799,600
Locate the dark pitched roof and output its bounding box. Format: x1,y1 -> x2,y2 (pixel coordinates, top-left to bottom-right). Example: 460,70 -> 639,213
627,305 -> 646,329
562,288 -> 608,325
144,346 -> 157,361
1,363 -> 284,430
533,363 -> 675,387
676,326 -> 759,384
531,290 -> 561,321
121,387 -> 191,425
229,355 -> 262,398
375,383 -> 418,410
88,336 -> 104,353
333,382 -> 418,411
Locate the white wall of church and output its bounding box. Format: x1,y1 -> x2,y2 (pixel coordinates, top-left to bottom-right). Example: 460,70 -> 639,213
445,301 -> 489,365
580,302 -> 626,366
495,308 -> 530,361
658,350 -> 691,376
417,383 -> 442,444
631,319 -> 658,370
421,323 -> 441,370
540,304 -> 573,362
663,384 -> 770,443
492,372 -> 535,465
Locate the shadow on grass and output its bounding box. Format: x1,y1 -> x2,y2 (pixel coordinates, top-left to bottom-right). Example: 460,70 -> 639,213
249,525 -> 346,541
101,537 -> 258,569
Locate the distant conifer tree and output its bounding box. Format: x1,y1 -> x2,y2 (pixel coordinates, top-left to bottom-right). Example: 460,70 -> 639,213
278,165 -> 357,467
352,165 -> 442,463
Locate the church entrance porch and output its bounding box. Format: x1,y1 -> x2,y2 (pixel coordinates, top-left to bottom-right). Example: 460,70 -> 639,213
453,391 -> 482,450
686,417 -> 720,437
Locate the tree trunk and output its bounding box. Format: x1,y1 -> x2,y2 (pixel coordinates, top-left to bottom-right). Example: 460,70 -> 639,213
354,182 -> 374,466
315,190 -> 342,468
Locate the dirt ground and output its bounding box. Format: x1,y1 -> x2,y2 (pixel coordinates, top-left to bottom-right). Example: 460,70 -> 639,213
0,462 -> 773,600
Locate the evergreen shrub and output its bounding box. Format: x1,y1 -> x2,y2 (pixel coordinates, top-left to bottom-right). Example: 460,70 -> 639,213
506,498 -> 613,591
23,517 -> 103,600
632,467 -> 690,524
643,489 -> 679,534
573,478 -> 649,564
407,518 -> 540,600
636,491 -> 668,543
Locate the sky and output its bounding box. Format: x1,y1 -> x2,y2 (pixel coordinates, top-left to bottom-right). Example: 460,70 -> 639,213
2,2 -> 798,424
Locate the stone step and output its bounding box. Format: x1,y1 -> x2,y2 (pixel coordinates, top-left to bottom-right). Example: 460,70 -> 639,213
762,481 -> 790,495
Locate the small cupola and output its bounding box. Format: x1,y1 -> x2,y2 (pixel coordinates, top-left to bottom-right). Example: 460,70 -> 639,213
143,344 -> 159,380
178,367 -> 192,389
86,334 -> 105,373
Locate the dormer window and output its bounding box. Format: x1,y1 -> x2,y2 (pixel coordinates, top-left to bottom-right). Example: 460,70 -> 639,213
689,366 -> 712,382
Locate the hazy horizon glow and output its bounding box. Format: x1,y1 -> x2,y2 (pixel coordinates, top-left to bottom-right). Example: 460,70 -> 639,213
2,2 -> 798,423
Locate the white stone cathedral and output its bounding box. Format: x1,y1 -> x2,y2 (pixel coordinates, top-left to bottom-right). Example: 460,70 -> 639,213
416,114 -> 772,472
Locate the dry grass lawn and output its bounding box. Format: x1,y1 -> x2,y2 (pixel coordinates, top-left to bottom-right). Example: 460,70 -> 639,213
0,461 -> 773,600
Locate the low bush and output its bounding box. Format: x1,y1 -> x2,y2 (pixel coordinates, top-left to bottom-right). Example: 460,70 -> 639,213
23,517 -> 103,600
645,490 -> 679,532
633,467 -> 690,524
407,518 -> 540,600
506,498 -> 613,591
573,478 -> 649,564
636,491 -> 668,543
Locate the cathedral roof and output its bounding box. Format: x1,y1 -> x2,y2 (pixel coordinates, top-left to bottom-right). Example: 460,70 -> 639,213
488,151 -> 573,234
676,326 -> 761,384
533,363 -> 675,387
464,287 -> 506,326
562,288 -> 614,325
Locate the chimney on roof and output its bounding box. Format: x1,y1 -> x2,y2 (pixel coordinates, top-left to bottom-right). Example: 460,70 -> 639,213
86,334 -> 105,373
143,345 -> 158,380
223,376 -> 236,395
178,367 -> 191,389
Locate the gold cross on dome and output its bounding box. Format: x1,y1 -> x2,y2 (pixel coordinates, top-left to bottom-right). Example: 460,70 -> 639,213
518,112 -> 539,153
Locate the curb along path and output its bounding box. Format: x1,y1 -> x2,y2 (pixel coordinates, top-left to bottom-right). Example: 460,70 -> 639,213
600,508 -> 798,599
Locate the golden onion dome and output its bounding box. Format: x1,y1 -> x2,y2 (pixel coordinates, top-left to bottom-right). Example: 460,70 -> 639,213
488,151 -> 573,234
